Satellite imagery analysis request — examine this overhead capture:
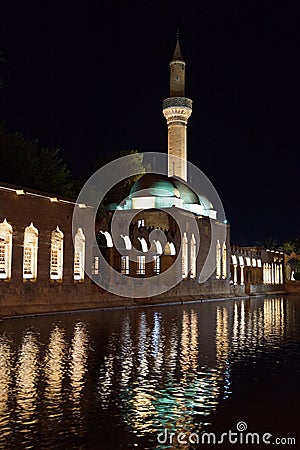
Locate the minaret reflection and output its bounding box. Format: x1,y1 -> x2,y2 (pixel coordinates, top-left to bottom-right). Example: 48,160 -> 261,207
68,322 -> 89,415
151,312 -> 164,375
44,325 -> 67,418
119,314 -> 133,388
0,336 -> 13,447
127,312 -> 157,434
15,331 -> 40,434
164,321 -> 178,376
137,312 -> 149,380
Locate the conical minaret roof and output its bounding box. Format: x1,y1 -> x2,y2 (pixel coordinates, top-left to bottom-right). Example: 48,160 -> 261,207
171,30 -> 184,62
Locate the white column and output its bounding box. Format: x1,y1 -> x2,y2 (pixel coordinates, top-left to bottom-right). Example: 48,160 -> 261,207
240,265 -> 244,285
233,265 -> 237,285
279,264 -> 283,284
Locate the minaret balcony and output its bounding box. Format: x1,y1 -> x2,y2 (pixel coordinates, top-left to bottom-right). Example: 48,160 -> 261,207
163,97 -> 192,110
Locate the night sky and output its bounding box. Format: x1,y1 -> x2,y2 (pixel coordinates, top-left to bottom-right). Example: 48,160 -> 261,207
1,1 -> 299,246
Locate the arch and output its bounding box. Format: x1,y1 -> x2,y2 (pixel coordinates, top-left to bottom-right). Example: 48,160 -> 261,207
182,232 -> 188,278
222,242 -> 227,279
164,242 -> 176,256
74,228 -> 85,281
121,234 -> 132,250
153,240 -> 163,255
100,231 -> 113,248
238,256 -> 244,267
231,254 -> 238,265
50,226 -> 64,280
190,233 -> 196,279
138,237 -> 148,252
0,219 -> 13,280
230,254 -> 238,285
257,258 -> 262,268
23,223 -> 38,280
216,240 -> 221,279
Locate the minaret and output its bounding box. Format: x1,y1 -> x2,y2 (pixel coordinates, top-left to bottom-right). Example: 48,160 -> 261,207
163,32 -> 192,181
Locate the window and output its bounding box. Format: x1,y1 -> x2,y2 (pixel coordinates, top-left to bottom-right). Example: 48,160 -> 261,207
137,255 -> 145,275
74,228 -> 85,281
216,240 -> 221,279
121,255 -> 130,275
23,223 -> 38,280
190,234 -> 196,278
222,242 -> 227,279
137,219 -> 145,228
153,255 -> 160,275
50,226 -> 64,280
92,256 -> 99,275
0,219 -> 12,280
182,232 -> 188,278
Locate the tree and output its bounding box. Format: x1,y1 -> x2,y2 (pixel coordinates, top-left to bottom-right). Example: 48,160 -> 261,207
258,237 -> 279,250
0,123 -> 74,197
280,237 -> 300,255
94,149 -> 149,209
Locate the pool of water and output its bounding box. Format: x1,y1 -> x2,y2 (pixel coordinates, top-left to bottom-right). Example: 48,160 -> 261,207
0,295 -> 299,449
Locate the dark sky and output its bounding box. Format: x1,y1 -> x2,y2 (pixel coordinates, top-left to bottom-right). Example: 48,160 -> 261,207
0,0 -> 299,246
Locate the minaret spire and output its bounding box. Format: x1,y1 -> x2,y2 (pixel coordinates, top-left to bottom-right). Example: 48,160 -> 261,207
171,29 -> 183,62
163,32 -> 193,181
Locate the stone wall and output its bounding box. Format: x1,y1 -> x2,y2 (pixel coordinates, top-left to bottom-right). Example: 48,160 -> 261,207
0,183 -> 96,316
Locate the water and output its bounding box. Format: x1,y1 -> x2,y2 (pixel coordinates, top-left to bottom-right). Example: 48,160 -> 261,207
0,295 -> 299,449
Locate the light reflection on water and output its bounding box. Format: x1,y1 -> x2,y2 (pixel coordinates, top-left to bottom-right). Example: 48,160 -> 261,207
0,295 -> 298,449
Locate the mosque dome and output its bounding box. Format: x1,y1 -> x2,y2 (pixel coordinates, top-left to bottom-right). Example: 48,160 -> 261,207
129,174 -> 180,199
170,177 -> 200,205
121,173 -> 215,218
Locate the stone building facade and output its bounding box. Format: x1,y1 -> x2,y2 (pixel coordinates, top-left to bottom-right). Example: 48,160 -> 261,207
0,183 -> 97,315
230,245 -> 284,294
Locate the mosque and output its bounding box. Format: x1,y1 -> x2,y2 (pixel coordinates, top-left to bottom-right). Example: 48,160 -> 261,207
0,37 -> 285,316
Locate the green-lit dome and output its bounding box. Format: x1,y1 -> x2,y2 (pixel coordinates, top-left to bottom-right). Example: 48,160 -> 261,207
170,177 -> 200,205
124,173 -> 215,217
130,174 -> 180,199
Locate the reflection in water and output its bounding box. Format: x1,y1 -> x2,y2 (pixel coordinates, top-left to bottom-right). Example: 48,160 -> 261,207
97,335 -> 117,409
15,331 -> 40,447
44,325 -> 67,418
0,295 -> 297,449
0,335 -> 13,448
264,297 -> 285,340
231,297 -> 287,359
68,322 -> 89,410
216,307 -> 231,399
